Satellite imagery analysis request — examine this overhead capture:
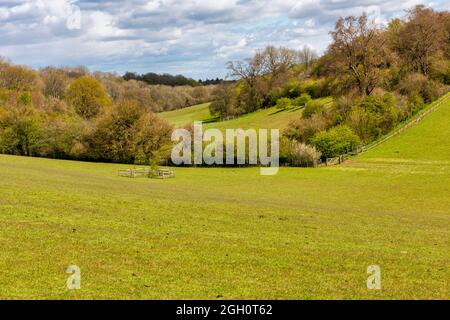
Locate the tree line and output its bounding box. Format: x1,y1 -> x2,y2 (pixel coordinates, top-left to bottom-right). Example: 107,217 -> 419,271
211,5 -> 449,165
123,72 -> 230,87
0,62 -> 217,163
0,5 -> 448,167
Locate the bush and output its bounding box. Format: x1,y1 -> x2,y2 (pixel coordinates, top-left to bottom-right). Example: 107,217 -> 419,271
282,80 -> 303,98
301,81 -> 320,99
347,92 -> 400,142
301,79 -> 330,99
285,140 -> 321,167
18,92 -> 32,106
303,100 -> 325,118
0,108 -> 43,156
293,93 -> 312,107
0,65 -> 37,91
407,93 -> 425,115
398,73 -> 445,103
421,79 -> 446,103
311,125 -> 361,158
275,97 -> 293,109
284,112 -> 334,143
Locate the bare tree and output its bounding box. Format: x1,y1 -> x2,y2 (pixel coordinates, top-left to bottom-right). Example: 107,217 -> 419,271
298,46 -> 318,70
227,52 -> 266,111
262,46 -> 298,89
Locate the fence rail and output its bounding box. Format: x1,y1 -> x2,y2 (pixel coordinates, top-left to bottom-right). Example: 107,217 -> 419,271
118,168 -> 174,179
321,93 -> 450,167
362,93 -> 450,153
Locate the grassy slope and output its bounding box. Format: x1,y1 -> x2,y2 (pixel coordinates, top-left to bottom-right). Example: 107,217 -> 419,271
159,103 -> 213,128
159,98 -> 333,131
358,95 -> 450,162
0,98 -> 449,300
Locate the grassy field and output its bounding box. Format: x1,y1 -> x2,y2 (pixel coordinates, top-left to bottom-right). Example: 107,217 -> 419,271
159,97 -> 333,131
159,103 -> 214,128
0,98 -> 449,300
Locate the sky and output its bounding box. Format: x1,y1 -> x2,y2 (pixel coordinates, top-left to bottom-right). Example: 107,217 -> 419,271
0,0 -> 448,79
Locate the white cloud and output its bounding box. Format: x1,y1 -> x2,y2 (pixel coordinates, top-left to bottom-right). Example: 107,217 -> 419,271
0,0 -> 447,78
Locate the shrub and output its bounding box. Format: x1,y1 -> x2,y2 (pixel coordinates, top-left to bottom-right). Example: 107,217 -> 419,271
398,73 -> 445,103
275,97 -> 293,109
301,81 -> 320,98
301,79 -> 330,99
406,92 -> 425,115
284,112 -> 334,143
293,93 -> 312,107
283,80 -> 303,98
303,100 -> 325,118
285,140 -> 321,167
421,79 -> 446,103
311,125 -> 361,158
0,108 -> 43,156
0,65 -> 37,91
347,92 -> 400,142
18,92 -> 32,106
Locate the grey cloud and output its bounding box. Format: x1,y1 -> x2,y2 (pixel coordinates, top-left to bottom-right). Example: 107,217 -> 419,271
0,0 -> 445,78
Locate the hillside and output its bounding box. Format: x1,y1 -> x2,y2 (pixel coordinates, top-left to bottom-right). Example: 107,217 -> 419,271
159,103 -> 214,127
160,97 -> 333,131
1,97 -> 449,299
357,94 -> 450,162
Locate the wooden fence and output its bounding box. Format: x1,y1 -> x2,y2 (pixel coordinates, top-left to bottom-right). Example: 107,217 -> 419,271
118,168 -> 174,179
363,93 -> 450,153
321,93 -> 450,167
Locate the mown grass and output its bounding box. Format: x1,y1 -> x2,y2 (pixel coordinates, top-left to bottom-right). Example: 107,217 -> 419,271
159,97 -> 333,131
0,97 -> 449,300
159,103 -> 214,127
358,94 -> 450,162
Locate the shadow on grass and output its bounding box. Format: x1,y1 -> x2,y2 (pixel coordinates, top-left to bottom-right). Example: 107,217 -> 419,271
200,116 -> 220,124
269,106 -> 304,116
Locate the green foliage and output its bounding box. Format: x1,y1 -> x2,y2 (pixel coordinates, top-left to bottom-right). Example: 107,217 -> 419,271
0,65 -> 37,91
301,81 -> 320,99
88,101 -> 173,164
18,92 -> 32,106
293,93 -> 312,107
311,125 -> 361,158
0,108 -> 43,156
275,97 -> 293,110
407,93 -> 425,115
283,80 -> 303,98
303,100 -> 325,118
65,76 -> 112,119
209,84 -> 238,119
346,93 -> 400,142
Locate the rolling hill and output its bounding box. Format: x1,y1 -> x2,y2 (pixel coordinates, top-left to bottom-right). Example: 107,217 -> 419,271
159,97 -> 333,131
0,96 -> 449,299
358,93 -> 450,162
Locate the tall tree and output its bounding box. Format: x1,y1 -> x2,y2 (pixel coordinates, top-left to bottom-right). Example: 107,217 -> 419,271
65,76 -> 112,119
227,52 -> 266,112
399,5 -> 446,76
262,46 -> 298,89
329,14 -> 387,96
298,46 -> 318,70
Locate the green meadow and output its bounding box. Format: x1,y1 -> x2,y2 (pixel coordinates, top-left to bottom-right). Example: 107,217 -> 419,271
159,103 -> 214,128
160,97 -> 333,131
0,97 -> 449,300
